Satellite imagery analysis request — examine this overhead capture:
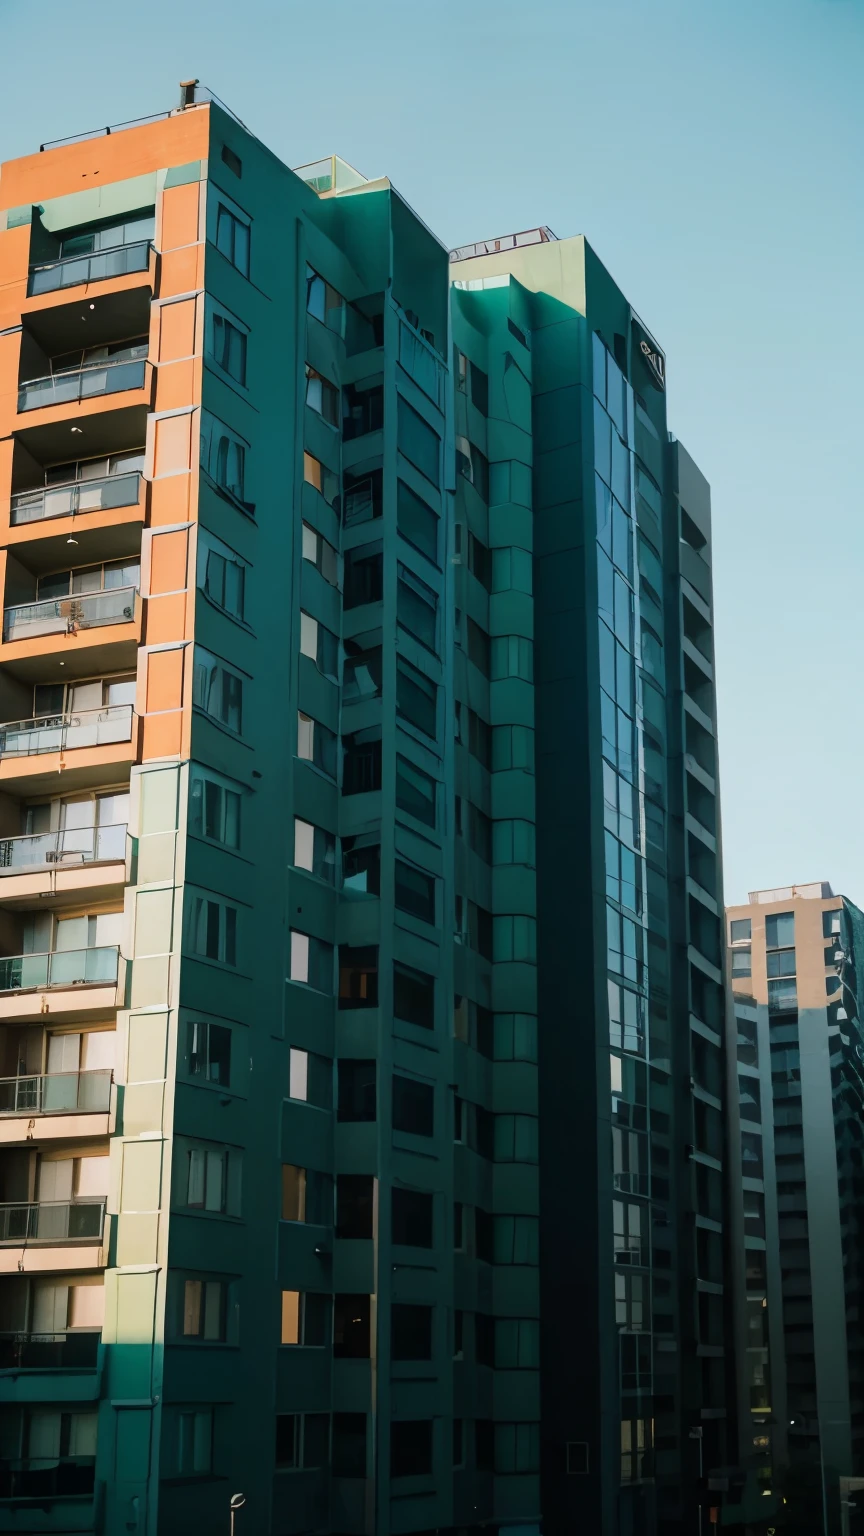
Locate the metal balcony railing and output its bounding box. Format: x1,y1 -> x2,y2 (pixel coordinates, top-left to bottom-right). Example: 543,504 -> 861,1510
0,704 -> 134,758
28,239 -> 151,296
0,822 -> 126,871
0,1070 -> 113,1115
0,1456 -> 96,1499
4,586 -> 138,642
0,1330 -> 100,1369
18,356 -> 148,413
11,470 -> 142,526
0,946 -> 119,993
0,1198 -> 106,1242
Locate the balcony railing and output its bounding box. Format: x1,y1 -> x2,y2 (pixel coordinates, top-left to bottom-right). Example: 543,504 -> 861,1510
0,1330 -> 100,1369
29,239 -> 151,297
4,586 -> 138,643
0,1198 -> 106,1243
18,356 -> 148,413
0,946 -> 119,993
11,470 -> 142,527
0,1070 -> 112,1115
0,822 -> 126,871
0,704 -> 134,758
0,1456 -> 96,1499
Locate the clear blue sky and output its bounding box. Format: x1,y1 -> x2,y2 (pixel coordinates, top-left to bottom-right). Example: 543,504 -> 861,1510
2,0 -> 862,905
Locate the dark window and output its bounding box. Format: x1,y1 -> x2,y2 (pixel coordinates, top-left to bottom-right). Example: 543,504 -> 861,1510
393,1074 -> 434,1137
467,618 -> 491,676
397,658 -> 437,738
392,1187 -> 432,1247
394,962 -> 435,1029
334,1294 -> 371,1358
275,1414 -> 299,1469
397,479 -> 438,562
395,860 -> 435,923
397,397 -> 440,487
468,532 -> 492,591
342,837 -> 381,895
343,644 -> 382,703
453,1419 -> 464,1466
333,1413 -> 367,1478
342,465 -> 383,526
766,911 -> 794,948
467,709 -> 492,768
338,1060 -> 376,1122
476,1313 -> 494,1367
476,1419 -> 494,1471
395,756 -> 436,826
470,363 -> 489,415
188,1020 -> 231,1086
342,729 -> 382,794
391,1420 -> 433,1478
392,1303 -> 433,1361
344,542 -> 383,608
221,144 -> 242,177
397,564 -> 438,650
274,1412 -> 329,1469
336,1174 -> 374,1239
339,945 -> 379,1008
476,1208 -> 494,1262
343,378 -> 384,440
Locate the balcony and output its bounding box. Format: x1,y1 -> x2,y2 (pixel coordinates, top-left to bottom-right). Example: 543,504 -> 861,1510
29,240 -> 152,298
0,1456 -> 96,1500
0,705 -> 134,759
4,586 -> 138,645
0,947 -> 119,994
18,355 -> 149,414
0,822 -> 126,873
0,1330 -> 100,1370
0,1200 -> 106,1244
11,469 -> 142,528
0,1070 -> 112,1116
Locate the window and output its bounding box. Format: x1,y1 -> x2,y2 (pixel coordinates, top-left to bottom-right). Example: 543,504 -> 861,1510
188,896 -> 237,966
494,1318 -> 539,1369
491,723 -> 534,772
395,756 -> 436,826
766,911 -> 794,948
458,898 -> 493,960
297,712 -> 337,778
494,1115 -> 539,1162
467,618 -> 490,676
493,1215 -> 539,1264
470,363 -> 489,414
494,1423 -> 539,1474
730,917 -> 751,944
467,531 -> 492,591
303,456 -> 339,511
209,309 -> 247,385
306,264 -> 345,332
333,1413 -> 367,1478
493,1014 -> 537,1062
339,945 -> 379,1008
221,144 -> 242,177
193,648 -> 243,733
342,729 -> 382,793
397,565 -> 437,650
392,1074 -> 434,1137
343,645 -> 382,702
394,962 -> 434,1030
731,947 -> 752,977
281,1165 -> 331,1224
200,413 -> 249,507
768,978 -> 797,1013
336,1174 -> 374,1238
395,860 -> 435,923
342,378 -> 384,440
392,1304 -> 432,1361
305,365 -> 339,425
343,466 -> 383,526
337,1060 -> 376,1122
621,1418 -> 652,1483
466,709 -> 492,768
178,1408 -> 213,1475
198,534 -> 245,620
392,1187 -> 432,1247
493,915 -> 537,964
397,480 -> 438,562
299,612 -> 339,680
397,397 -> 440,486
456,437 -> 489,501
189,768 -> 242,850
608,980 -> 645,1054
396,658 -> 436,738
183,1143 -> 240,1214
615,1271 -> 646,1330
492,546 -> 532,594
288,1048 -> 331,1108
182,1278 -> 226,1340
275,1412 -> 330,1471
334,1295 -> 371,1358
188,1020 -> 231,1087
767,948 -> 796,978
293,819 -> 336,883
289,930 -> 333,992
492,820 -> 535,866
301,522 -> 338,586
391,1420 -> 432,1478
280,1291 -> 329,1346
613,1199 -> 645,1264
344,542 -> 383,608
215,202 -> 250,276
491,635 -> 533,682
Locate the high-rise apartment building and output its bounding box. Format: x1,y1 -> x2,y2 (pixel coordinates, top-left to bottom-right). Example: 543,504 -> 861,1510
726,883 -> 864,1533
0,84 -> 731,1536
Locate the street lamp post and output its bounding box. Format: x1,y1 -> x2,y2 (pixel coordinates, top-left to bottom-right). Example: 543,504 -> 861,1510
229,1492 -> 246,1536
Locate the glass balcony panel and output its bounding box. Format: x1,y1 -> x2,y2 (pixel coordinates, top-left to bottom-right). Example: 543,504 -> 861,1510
28,239 -> 150,296
0,1199 -> 105,1242
0,1069 -> 112,1114
0,1456 -> 96,1498
11,470 -> 141,526
0,954 -> 49,991
18,357 -> 147,412
0,1330 -> 100,1369
4,586 -> 138,642
40,1073 -> 80,1112
76,1069 -> 112,1111
0,705 -> 134,759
